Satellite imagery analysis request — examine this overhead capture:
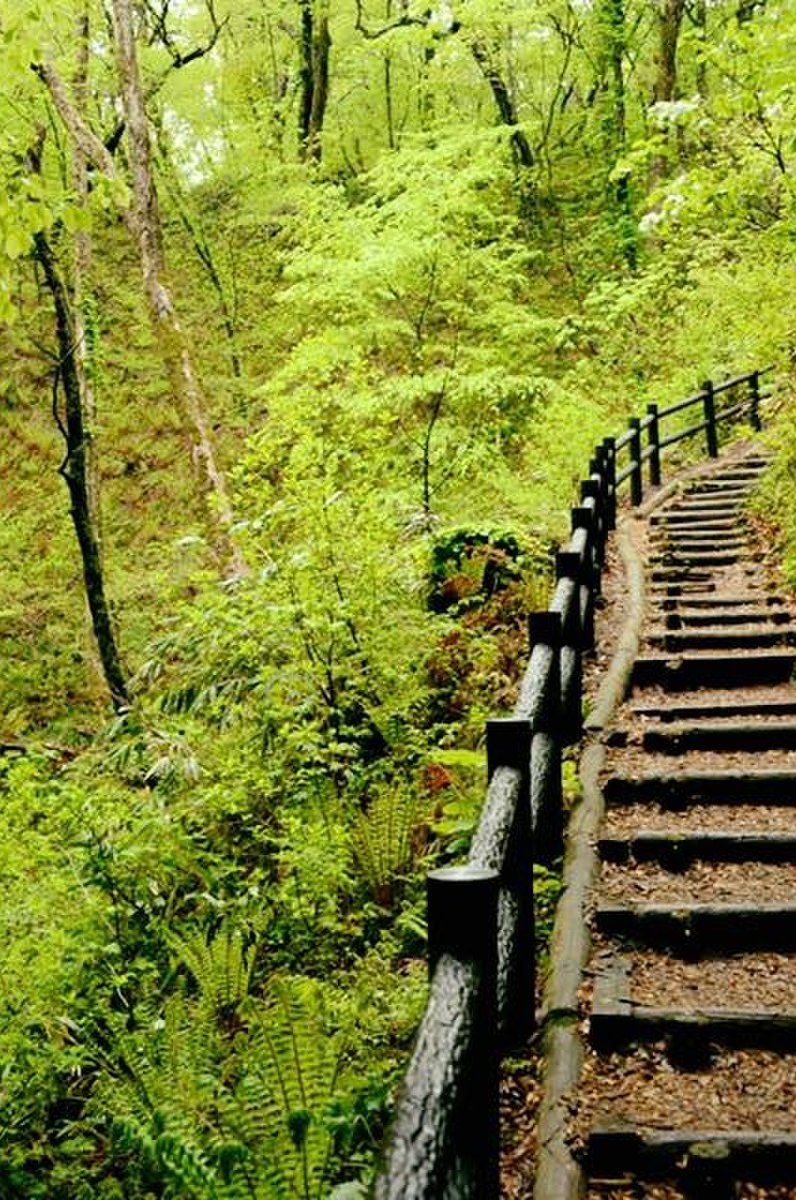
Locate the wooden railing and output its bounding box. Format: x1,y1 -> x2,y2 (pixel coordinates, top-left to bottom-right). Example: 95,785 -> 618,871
374,366 -> 773,1200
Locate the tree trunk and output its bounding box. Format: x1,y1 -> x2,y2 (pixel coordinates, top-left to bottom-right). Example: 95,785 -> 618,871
73,2 -> 100,535
298,0 -> 331,163
109,0 -> 246,575
653,0 -> 685,104
470,39 -> 534,173
651,0 -> 686,181
694,0 -> 708,97
601,0 -> 637,270
31,215 -> 129,711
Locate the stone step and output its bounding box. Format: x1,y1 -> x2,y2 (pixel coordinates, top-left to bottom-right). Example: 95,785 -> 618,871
645,626 -> 796,652
632,650 -> 796,689
596,901 -> 796,952
600,830 -> 796,865
603,768 -> 796,805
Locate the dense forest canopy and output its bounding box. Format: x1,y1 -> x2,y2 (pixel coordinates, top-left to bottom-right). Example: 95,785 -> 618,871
0,0 -> 795,1195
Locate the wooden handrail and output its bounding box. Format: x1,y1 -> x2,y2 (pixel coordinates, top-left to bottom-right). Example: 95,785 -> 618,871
374,364 -> 773,1199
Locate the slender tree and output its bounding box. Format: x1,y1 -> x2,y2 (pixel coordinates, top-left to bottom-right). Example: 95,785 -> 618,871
27,130 -> 129,711
35,6 -> 247,577
298,0 -> 331,162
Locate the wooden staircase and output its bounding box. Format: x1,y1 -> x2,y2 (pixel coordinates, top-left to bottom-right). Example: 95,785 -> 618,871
574,449 -> 796,1199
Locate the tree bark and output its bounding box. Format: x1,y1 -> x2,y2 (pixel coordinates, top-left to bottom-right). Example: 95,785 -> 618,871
651,0 -> 686,181
73,2 -> 100,535
35,20 -> 246,577
469,39 -> 534,173
601,0 -> 637,270
298,0 -> 330,163
653,0 -> 685,104
109,0 -> 246,575
29,190 -> 128,710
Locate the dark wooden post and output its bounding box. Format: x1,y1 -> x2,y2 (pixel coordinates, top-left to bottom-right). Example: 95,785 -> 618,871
749,370 -> 762,432
702,379 -> 718,457
647,402 -> 661,485
602,436 -> 617,530
556,550 -> 583,744
486,717 -> 534,1045
528,611 -> 564,864
582,474 -> 605,566
629,417 -> 643,506
572,504 -> 597,648
426,865 -> 500,1199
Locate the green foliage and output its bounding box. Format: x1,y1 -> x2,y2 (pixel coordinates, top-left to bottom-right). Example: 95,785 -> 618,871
2,0 -> 796,1193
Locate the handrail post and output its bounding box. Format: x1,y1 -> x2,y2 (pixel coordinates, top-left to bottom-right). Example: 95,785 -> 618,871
582,474 -> 605,569
427,866 -> 500,1200
702,379 -> 718,457
572,504 -> 597,648
486,717 -> 534,1045
602,437 -> 617,530
629,417 -> 643,506
556,549 -> 583,745
646,402 -> 661,485
749,370 -> 762,432
528,611 -> 564,865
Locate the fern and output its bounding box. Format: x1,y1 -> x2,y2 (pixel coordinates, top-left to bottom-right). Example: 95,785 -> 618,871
86,929 -> 341,1200
352,790 -> 425,908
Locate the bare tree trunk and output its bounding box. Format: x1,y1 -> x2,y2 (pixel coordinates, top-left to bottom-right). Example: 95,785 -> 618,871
470,39 -> 534,173
694,0 -> 708,97
73,2 -> 100,535
107,0 -> 245,575
28,131 -> 128,711
601,0 -> 637,270
651,0 -> 686,181
298,0 -> 331,163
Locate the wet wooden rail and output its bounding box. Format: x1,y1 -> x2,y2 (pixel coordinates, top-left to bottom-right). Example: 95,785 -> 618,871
375,367 -> 774,1199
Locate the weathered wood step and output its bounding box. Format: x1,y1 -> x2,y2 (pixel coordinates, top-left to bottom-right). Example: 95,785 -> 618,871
596,902 -> 796,952
648,568 -> 719,584
655,535 -> 746,549
654,593 -> 784,610
649,550 -> 756,567
688,478 -> 761,491
588,1127 -> 796,1186
631,697 -> 796,721
632,651 -> 796,689
645,626 -> 796,652
650,513 -> 738,527
600,830 -> 796,865
670,492 -> 747,505
591,955 -> 796,1052
662,607 -> 791,627
604,768 -> 796,805
639,720 -> 796,752
592,1005 -> 796,1054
